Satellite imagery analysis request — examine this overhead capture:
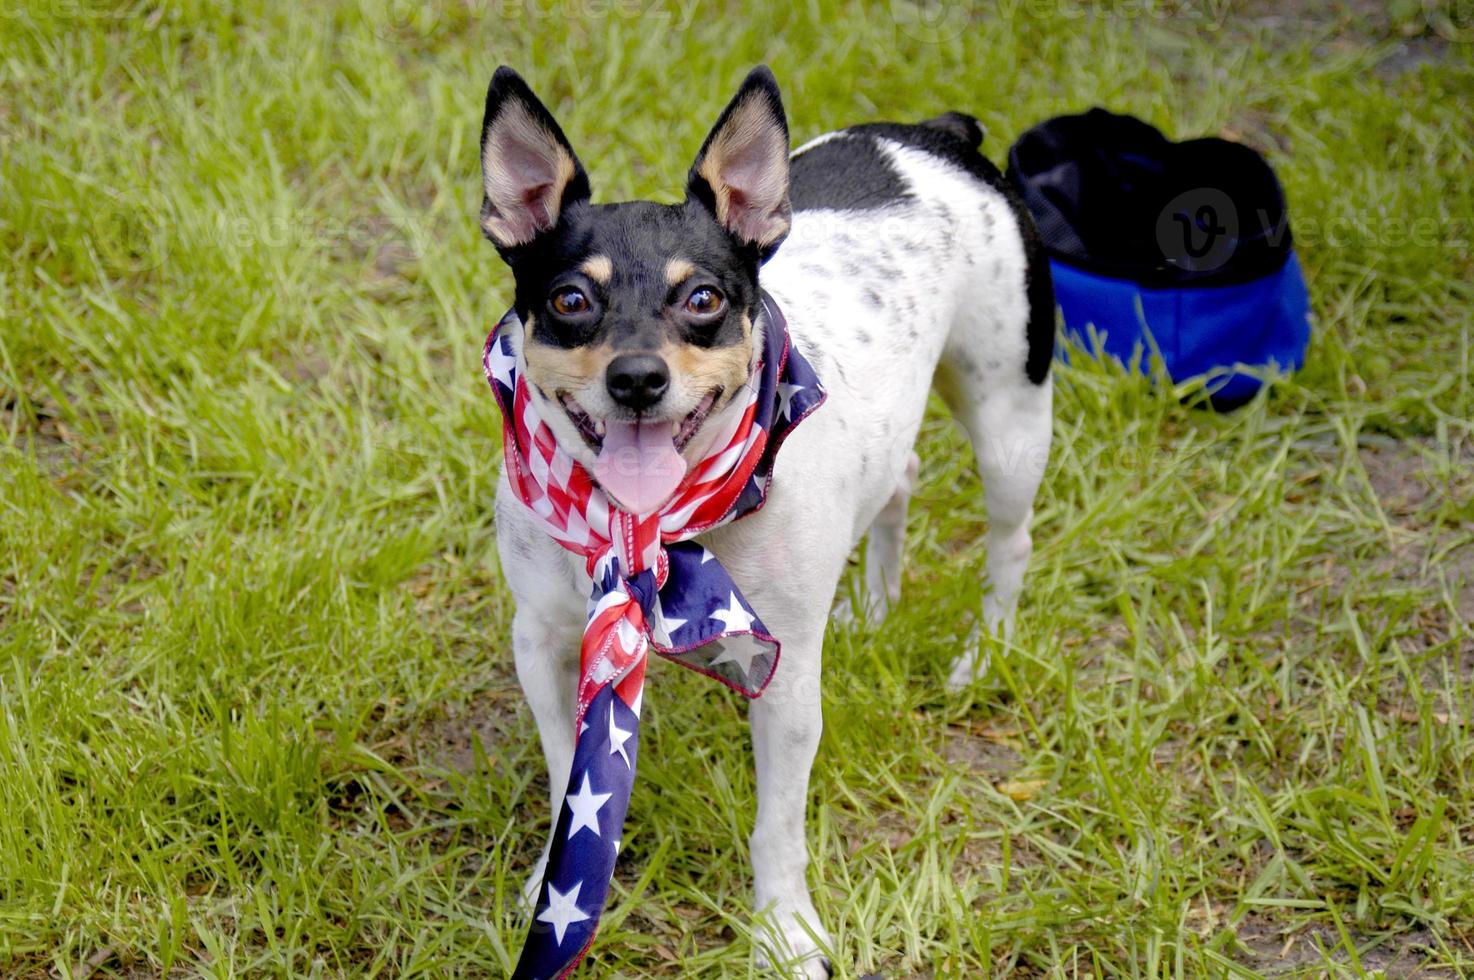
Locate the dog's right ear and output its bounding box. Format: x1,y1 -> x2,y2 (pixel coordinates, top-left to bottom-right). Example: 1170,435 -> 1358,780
479,67 -> 591,252
686,66 -> 791,260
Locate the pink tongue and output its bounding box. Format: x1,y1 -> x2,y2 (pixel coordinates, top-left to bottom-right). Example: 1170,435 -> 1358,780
593,419 -> 687,515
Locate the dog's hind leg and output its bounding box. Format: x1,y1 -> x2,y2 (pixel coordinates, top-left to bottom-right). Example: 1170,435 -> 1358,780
935,367 -> 1052,689
858,450 -> 918,625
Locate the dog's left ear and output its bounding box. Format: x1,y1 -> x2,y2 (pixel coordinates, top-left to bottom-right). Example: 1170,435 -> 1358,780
479,66 -> 591,252
687,66 -> 791,259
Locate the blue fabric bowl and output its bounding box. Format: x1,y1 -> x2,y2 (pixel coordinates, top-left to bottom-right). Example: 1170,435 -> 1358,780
1049,252 -> 1312,406
1008,109 -> 1313,408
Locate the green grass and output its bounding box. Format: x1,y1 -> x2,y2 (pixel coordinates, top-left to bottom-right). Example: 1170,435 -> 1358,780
2,1 -> 1472,976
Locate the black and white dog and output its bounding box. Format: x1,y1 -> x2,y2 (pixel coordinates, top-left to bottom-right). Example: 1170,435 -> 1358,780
480,65 -> 1053,975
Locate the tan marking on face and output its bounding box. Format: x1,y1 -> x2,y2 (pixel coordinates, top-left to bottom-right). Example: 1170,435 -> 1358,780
520,314 -> 606,395
581,255 -> 614,284
664,313 -> 753,411
664,258 -> 696,286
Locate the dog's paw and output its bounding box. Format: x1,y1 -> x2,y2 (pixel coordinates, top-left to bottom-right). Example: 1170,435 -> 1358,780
754,902 -> 833,978
945,626 -> 993,691
757,945 -> 832,980
946,650 -> 991,691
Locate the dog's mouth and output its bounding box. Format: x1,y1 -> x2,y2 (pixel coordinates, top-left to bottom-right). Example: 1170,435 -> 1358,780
558,390 -> 720,454
557,389 -> 721,514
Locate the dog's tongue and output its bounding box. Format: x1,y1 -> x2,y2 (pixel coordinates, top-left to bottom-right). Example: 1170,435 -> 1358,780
593,419 -> 687,515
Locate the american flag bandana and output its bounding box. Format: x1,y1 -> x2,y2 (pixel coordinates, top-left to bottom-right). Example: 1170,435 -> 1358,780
483,292 -> 825,979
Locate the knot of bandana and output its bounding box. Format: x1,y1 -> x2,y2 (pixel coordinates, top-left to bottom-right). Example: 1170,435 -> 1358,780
483,292 -> 825,979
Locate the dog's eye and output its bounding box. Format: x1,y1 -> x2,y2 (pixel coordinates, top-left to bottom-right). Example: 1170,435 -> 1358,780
684,286 -> 725,317
550,287 -> 591,317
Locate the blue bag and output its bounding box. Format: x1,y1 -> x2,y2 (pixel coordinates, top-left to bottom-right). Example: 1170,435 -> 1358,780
1007,109 -> 1312,407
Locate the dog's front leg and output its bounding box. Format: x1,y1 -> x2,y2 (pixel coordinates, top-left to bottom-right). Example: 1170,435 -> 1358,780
496,484 -> 586,905
511,605 -> 581,905
749,629 -> 832,978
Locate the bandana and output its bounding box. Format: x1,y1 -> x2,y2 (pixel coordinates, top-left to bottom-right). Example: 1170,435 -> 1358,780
483,292 -> 825,979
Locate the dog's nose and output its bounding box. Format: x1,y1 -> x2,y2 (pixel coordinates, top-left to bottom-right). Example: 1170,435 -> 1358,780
605,354 -> 670,411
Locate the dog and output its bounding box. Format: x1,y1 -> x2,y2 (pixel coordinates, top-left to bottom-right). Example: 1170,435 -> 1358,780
479,65 -> 1053,976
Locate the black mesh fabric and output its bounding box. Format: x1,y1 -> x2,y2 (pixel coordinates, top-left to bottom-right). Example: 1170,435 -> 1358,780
1007,109 -> 1295,288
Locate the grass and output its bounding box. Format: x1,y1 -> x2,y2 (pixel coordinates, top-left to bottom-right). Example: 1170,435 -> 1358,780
1,0 -> 1472,976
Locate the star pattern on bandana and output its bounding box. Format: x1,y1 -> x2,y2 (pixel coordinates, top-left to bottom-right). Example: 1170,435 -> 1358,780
708,639 -> 764,681
565,773 -> 611,839
710,591 -> 757,634
650,593 -> 687,647
608,700 -> 634,768
488,336 -> 518,387
537,881 -> 591,946
777,380 -> 806,421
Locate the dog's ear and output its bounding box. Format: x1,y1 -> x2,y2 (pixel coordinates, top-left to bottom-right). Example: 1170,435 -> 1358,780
686,66 -> 791,258
479,66 -> 591,251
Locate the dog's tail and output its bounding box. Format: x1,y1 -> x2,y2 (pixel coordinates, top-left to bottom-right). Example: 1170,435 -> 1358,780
920,111 -> 985,149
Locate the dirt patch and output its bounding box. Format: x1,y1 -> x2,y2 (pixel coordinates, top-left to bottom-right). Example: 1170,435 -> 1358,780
838,806 -> 918,858
1231,912 -> 1457,976
942,725 -> 1025,780
1360,442 -> 1439,521
377,681 -> 526,777
419,684 -> 525,775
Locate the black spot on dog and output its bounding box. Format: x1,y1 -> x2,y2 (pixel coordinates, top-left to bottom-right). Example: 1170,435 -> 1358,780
863,287 -> 882,308
790,134 -> 914,212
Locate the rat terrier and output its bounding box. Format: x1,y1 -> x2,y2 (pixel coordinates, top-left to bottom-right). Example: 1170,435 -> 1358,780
479,65 -> 1053,977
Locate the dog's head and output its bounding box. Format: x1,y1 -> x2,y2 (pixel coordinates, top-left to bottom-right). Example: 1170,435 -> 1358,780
478,66 -> 791,514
